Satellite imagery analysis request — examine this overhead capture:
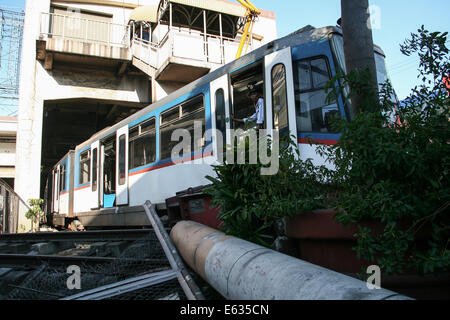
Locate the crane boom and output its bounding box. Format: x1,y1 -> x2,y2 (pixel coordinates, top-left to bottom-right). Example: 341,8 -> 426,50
235,0 -> 261,59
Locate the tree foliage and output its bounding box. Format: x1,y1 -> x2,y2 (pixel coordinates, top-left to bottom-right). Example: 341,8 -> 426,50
322,26 -> 449,275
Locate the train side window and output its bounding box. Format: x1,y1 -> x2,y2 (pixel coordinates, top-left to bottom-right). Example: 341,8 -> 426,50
271,64 -> 289,134
59,164 -> 66,193
215,89 -> 226,149
92,148 -> 98,192
129,118 -> 157,170
79,150 -> 90,185
160,95 -> 205,161
294,57 -> 339,133
55,170 -> 59,200
118,134 -> 126,186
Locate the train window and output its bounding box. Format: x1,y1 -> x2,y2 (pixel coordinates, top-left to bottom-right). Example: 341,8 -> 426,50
55,169 -> 59,200
79,150 -> 90,185
230,60 -> 264,130
92,148 -> 98,192
271,64 -> 289,134
215,89 -> 226,149
161,106 -> 180,125
118,134 -> 126,186
140,118 -> 155,134
294,57 -> 339,133
129,127 -> 139,140
129,118 -> 156,170
160,95 -> 205,161
59,164 -> 66,193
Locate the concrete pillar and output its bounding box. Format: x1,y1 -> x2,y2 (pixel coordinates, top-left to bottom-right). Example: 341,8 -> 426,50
15,0 -> 51,232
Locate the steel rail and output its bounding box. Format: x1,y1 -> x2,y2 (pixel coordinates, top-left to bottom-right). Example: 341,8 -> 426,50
0,229 -> 158,243
61,269 -> 178,300
0,253 -> 168,267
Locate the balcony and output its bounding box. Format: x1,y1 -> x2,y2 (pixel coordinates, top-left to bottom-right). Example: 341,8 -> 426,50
37,11 -> 263,82
37,12 -> 132,69
132,28 -> 262,83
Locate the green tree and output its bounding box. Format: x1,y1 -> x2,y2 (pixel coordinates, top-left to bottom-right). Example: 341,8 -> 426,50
323,26 -> 449,275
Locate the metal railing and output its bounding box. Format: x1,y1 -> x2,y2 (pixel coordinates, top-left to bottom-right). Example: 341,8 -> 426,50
0,179 -> 30,234
132,29 -> 262,71
39,12 -> 131,48
38,12 -> 263,73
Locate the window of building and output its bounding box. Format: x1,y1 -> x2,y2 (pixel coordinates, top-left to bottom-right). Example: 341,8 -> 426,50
294,57 -> 339,133
271,63 -> 289,134
79,150 -> 90,185
160,95 -> 205,161
129,118 -> 157,170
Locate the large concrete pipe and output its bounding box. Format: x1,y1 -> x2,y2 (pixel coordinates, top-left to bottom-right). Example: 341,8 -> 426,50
170,221 -> 411,300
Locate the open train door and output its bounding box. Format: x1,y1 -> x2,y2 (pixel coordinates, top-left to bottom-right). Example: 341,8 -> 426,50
264,47 -> 298,145
90,141 -> 100,210
115,126 -> 129,206
210,74 -> 231,160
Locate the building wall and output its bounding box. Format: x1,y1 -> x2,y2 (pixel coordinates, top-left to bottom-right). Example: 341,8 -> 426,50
0,117 -> 17,180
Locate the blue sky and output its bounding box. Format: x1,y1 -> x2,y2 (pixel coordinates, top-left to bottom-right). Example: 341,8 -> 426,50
1,0 -> 449,101
256,0 -> 450,100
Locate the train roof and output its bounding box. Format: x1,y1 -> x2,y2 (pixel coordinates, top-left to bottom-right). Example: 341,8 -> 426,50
75,25 -> 384,151
52,150 -> 75,170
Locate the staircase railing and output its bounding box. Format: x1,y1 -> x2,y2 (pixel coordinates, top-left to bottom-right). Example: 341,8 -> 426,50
0,179 -> 30,234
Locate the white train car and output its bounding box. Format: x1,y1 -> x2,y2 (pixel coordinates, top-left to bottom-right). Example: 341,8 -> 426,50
48,26 -> 392,228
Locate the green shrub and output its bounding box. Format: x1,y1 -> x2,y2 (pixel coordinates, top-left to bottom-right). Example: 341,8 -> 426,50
205,134 -> 333,247
322,26 -> 449,275
26,198 -> 45,225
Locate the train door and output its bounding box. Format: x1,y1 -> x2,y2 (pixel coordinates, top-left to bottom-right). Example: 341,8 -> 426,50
53,166 -> 60,213
210,74 -> 231,159
116,127 -> 128,206
264,47 -> 298,142
229,60 -> 264,132
100,135 -> 117,208
90,141 -> 100,210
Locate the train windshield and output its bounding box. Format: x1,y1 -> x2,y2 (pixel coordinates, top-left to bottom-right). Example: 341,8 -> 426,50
330,34 -> 398,107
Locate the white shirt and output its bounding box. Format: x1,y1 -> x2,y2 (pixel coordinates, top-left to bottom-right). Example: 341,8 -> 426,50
243,98 -> 265,125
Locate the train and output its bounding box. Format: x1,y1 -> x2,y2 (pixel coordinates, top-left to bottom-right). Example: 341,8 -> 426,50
46,25 -> 392,229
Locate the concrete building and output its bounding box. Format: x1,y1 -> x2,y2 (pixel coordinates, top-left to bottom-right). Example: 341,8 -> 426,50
15,0 -> 276,231
0,116 -> 17,188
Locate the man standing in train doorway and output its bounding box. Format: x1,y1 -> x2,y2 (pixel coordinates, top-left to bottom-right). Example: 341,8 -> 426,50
231,85 -> 265,130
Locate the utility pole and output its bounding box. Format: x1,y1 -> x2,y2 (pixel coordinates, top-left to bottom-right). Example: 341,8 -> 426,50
340,0 -> 378,117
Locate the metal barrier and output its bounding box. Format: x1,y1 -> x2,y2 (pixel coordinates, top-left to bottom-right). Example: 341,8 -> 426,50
0,179 -> 30,234
131,30 -> 262,71
39,12 -> 130,48
39,12 -> 263,73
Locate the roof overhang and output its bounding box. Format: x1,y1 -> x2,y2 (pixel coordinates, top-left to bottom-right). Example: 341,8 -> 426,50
129,1 -> 160,23
164,0 -> 246,17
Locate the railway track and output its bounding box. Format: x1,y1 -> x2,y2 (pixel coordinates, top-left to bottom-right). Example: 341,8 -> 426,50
0,203 -> 205,300
0,228 -> 161,243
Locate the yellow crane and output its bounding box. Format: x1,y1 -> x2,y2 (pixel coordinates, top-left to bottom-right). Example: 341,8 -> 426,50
235,0 -> 261,59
